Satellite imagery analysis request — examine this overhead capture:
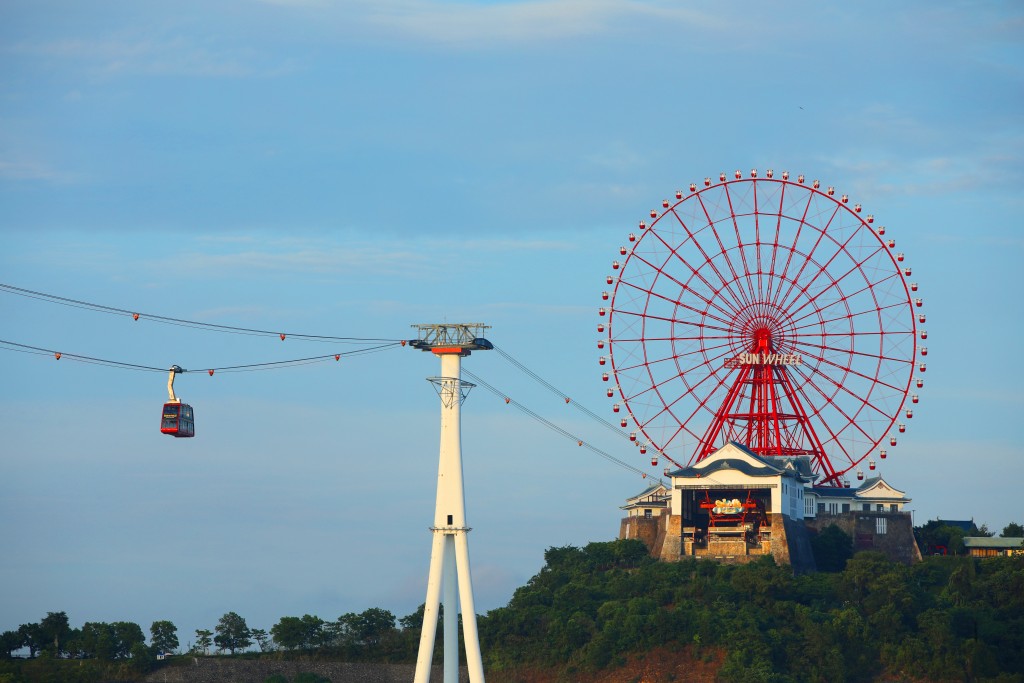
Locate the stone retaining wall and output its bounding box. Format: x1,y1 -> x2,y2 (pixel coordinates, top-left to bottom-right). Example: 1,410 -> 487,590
144,658 -> 465,683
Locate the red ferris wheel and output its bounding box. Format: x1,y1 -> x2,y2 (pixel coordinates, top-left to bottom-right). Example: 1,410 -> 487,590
600,170 -> 924,487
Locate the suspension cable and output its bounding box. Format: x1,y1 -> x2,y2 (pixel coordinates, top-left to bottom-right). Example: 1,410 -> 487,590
0,338 -> 402,373
463,368 -> 665,483
492,345 -> 683,469
0,283 -> 403,344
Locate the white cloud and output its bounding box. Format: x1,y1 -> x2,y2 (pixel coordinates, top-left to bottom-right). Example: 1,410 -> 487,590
6,35 -> 295,79
0,159 -> 77,183
257,0 -> 720,48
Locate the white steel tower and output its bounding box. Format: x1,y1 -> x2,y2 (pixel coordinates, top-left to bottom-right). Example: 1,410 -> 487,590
410,323 -> 492,683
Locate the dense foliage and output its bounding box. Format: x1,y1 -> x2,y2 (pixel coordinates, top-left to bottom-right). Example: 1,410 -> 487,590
478,539 -> 1024,682
3,535 -> 1023,682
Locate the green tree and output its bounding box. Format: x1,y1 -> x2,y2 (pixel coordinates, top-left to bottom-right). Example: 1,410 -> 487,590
111,622 -> 146,659
270,616 -> 306,651
74,621 -> 144,660
78,622 -> 114,659
811,524 -> 854,572
194,629 -> 213,655
17,623 -> 43,658
251,628 -> 270,652
355,608 -> 396,647
214,612 -> 252,654
0,631 -> 22,658
130,640 -> 156,673
1002,522 -> 1024,537
916,520 -> 970,555
38,612 -> 70,657
150,620 -> 178,655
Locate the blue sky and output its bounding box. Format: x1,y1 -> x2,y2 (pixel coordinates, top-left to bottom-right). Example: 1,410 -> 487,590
2,0 -> 1022,649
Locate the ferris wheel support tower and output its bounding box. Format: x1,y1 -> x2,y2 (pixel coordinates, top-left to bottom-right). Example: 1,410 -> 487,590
410,323 -> 492,683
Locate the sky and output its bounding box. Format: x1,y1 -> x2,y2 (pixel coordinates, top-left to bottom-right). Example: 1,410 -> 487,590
2,0 -> 1023,650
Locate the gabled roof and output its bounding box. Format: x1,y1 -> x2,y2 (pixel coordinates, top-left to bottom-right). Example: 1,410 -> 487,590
855,476 -> 909,500
963,537 -> 1024,549
667,442 -> 812,482
810,474 -> 910,502
671,458 -> 785,479
623,482 -> 670,505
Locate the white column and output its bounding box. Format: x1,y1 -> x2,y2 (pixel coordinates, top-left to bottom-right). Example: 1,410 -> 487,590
413,351 -> 485,683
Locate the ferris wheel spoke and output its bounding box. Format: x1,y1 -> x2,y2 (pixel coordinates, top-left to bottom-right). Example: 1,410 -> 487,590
763,180 -> 793,305
773,210 -> 843,314
615,264 -> 739,330
787,279 -> 900,332
791,339 -> 913,390
786,369 -> 860,474
689,193 -> 757,311
769,191 -> 837,311
785,249 -> 892,325
792,345 -> 908,412
777,208 -> 873,317
629,234 -> 745,322
661,209 -> 750,316
721,183 -> 760,305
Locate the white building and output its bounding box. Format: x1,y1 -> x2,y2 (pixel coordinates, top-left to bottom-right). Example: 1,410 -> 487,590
620,441 -> 919,568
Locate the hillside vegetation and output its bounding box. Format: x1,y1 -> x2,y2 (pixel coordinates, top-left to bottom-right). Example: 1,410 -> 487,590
3,539 -> 1023,683
478,540 -> 1023,683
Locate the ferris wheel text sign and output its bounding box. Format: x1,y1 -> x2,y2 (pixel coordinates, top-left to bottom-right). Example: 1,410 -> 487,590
723,353 -> 803,369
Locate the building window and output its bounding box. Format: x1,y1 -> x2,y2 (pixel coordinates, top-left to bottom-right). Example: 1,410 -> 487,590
842,503 -> 850,513
644,509 -> 653,519
877,504 -> 884,512
876,517 -> 887,535
890,504 -> 899,512
818,503 -> 825,513
863,503 -> 871,511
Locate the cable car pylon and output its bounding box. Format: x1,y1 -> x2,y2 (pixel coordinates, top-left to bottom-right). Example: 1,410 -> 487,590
409,324 -> 493,683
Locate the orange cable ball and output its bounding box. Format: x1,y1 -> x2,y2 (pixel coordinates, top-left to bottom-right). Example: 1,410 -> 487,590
54,352 -> 61,360
401,340 -> 407,346
564,397 -> 570,404
280,333 -> 286,341
208,369 -> 215,376
132,313 -> 139,321
335,355 -> 340,361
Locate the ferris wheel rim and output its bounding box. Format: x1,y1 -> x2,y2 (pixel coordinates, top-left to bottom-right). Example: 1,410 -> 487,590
605,171 -> 919,485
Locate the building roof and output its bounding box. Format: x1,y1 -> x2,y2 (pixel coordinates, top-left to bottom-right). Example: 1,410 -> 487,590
623,482 -> 670,505
671,458 -> 783,479
963,537 -> 1024,549
809,475 -> 909,502
667,442 -> 813,482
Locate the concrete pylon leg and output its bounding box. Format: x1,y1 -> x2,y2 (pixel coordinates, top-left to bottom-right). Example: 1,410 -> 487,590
443,537 -> 458,683
413,532 -> 446,683
455,532 -> 485,681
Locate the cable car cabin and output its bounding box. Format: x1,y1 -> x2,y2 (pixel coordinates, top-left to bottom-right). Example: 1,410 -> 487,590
160,402 -> 195,438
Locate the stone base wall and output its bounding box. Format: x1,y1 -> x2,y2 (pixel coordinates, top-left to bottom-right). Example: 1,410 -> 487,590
145,659 -> 463,683
624,513 -> 816,572
805,511 -> 921,564
619,516 -> 660,550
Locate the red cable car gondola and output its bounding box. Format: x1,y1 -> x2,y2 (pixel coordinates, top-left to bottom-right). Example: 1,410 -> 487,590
160,366 -> 195,438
